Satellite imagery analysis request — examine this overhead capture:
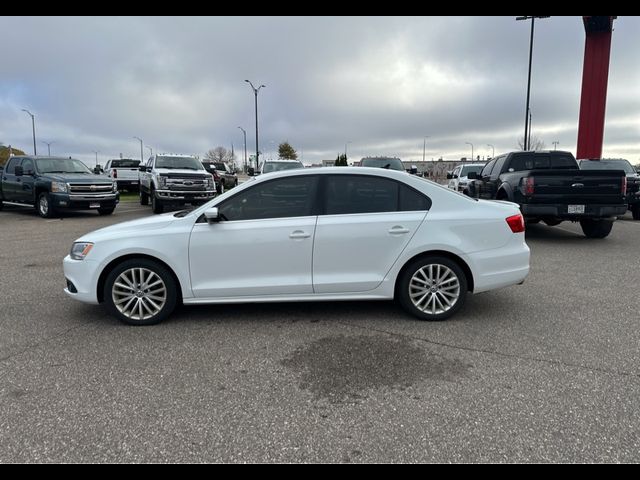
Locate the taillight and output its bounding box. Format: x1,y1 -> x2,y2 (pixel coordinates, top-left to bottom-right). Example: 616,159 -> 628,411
506,214 -> 525,233
622,176 -> 627,196
521,176 -> 535,196
213,170 -> 220,180
112,169 -> 117,178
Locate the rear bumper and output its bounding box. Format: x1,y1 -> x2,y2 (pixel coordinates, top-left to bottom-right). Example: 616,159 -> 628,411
521,203 -> 627,219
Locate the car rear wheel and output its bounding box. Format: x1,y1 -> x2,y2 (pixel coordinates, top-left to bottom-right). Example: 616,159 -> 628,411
397,256 -> 467,321
580,219 -> 613,238
104,259 -> 177,326
632,205 -> 640,221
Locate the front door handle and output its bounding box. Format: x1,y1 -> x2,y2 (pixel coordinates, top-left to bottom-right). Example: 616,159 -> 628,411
388,226 -> 410,235
289,230 -> 311,239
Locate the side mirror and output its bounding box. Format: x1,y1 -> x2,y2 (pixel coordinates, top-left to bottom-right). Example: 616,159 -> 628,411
93,166 -> 102,174
446,173 -> 452,179
139,166 -> 146,172
247,167 -> 255,176
14,165 -> 24,176
204,207 -> 220,223
467,171 -> 478,180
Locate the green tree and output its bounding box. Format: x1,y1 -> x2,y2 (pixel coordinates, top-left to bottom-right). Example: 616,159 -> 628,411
278,141 -> 298,160
334,154 -> 348,166
0,145 -> 26,166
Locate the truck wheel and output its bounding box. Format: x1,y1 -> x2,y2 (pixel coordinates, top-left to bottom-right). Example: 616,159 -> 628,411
396,256 -> 467,321
234,179 -> 238,187
98,207 -> 115,215
632,205 -> 640,221
0,200 -> 3,211
140,190 -> 149,206
580,219 -> 613,239
151,193 -> 164,214
103,258 -> 177,326
37,192 -> 56,218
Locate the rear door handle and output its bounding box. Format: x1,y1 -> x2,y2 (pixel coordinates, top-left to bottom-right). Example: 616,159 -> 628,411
388,226 -> 410,235
289,230 -> 311,239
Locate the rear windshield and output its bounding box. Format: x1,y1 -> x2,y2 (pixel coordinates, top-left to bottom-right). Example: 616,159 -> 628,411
360,158 -> 405,171
110,159 -> 140,168
509,154 -> 577,171
262,161 -> 304,173
579,159 -> 635,174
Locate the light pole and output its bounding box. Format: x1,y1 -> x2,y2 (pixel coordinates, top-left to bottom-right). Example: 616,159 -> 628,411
133,136 -> 144,163
465,142 -> 474,161
516,16 -> 549,151
422,136 -> 430,163
41,141 -> 54,156
245,80 -> 266,172
552,141 -> 559,150
92,150 -> 99,167
487,144 -> 495,158
238,126 -> 247,173
146,145 -> 153,157
21,109 -> 37,155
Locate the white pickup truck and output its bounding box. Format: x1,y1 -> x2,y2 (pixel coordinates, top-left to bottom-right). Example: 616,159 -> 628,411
104,158 -> 141,192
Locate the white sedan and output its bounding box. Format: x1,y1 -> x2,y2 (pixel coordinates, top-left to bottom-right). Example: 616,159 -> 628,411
63,167 -> 530,325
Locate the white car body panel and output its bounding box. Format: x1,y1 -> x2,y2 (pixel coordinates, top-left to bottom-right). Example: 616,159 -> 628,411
64,167 -> 530,313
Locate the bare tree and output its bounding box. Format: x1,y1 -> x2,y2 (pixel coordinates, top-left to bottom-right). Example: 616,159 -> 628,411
205,147 -> 233,163
517,135 -> 546,151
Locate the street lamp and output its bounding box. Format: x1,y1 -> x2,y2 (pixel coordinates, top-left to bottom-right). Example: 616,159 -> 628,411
238,126 -> 247,173
146,145 -> 153,156
245,80 -> 266,172
133,136 -> 144,163
516,16 -> 550,151
21,109 -> 37,155
41,141 -> 54,156
487,144 -> 495,158
422,136 -> 430,163
465,142 -> 474,161
552,141 -> 559,150
92,150 -> 99,167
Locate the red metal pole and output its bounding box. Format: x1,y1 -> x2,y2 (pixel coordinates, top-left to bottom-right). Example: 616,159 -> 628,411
576,16 -> 616,160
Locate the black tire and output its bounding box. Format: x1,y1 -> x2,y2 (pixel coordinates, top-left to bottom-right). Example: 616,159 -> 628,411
218,182 -> 225,195
0,200 -> 3,211
580,219 -> 613,239
397,255 -> 468,321
543,219 -> 562,227
151,192 -> 164,214
98,207 -> 115,216
103,258 -> 178,326
234,179 -> 238,187
632,205 -> 640,221
36,192 -> 56,218
140,189 -> 149,206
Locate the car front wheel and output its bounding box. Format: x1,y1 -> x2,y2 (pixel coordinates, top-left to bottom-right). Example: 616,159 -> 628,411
397,256 -> 467,321
37,192 -> 56,218
104,259 -> 177,326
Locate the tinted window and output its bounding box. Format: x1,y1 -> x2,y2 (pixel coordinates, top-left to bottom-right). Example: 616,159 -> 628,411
219,176 -> 318,221
480,159 -> 496,177
399,184 -> 431,211
491,156 -> 507,176
360,158 -> 405,171
262,161 -> 304,173
4,158 -> 19,174
155,156 -> 203,170
460,165 -> 484,176
21,158 -> 35,173
579,159 -> 634,174
325,175 -> 398,214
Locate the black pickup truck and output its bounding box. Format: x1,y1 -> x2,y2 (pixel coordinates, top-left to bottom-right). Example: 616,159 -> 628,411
466,151 -> 627,238
0,156 -> 119,218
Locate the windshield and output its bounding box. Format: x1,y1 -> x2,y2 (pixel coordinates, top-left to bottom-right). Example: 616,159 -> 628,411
579,159 -> 635,174
460,165 -> 484,176
155,156 -> 204,170
110,159 -> 140,168
35,158 -> 92,174
262,161 -> 304,173
360,158 -> 405,171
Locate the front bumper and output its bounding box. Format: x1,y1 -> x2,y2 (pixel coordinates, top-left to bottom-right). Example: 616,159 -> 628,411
63,255 -> 100,304
154,189 -> 216,202
521,203 -> 627,219
51,192 -> 119,210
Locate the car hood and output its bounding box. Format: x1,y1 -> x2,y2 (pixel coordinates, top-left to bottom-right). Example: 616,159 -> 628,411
47,173 -> 114,183
77,213 -> 178,242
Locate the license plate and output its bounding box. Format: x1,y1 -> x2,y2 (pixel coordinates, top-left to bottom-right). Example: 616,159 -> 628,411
89,202 -> 101,209
568,205 -> 585,214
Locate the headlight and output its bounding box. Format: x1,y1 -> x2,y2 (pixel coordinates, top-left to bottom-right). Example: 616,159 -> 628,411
207,175 -> 215,189
156,174 -> 166,188
70,242 -> 94,260
112,181 -> 118,192
51,181 -> 68,193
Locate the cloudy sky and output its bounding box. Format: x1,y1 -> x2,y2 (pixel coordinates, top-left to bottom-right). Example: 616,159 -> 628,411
1,16 -> 639,167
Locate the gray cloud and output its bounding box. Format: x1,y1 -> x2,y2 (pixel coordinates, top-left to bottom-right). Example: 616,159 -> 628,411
1,16 -> 638,166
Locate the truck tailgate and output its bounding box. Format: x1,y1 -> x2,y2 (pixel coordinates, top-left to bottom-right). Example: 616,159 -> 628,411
526,169 -> 625,205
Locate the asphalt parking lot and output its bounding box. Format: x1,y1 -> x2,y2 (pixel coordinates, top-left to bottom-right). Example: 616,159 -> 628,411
0,201 -> 639,462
